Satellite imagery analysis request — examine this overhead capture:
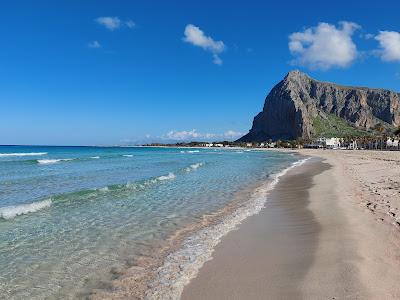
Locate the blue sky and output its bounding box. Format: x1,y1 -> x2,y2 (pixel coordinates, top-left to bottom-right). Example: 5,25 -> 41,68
1,0 -> 399,145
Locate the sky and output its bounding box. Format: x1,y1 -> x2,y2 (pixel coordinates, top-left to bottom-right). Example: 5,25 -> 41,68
1,0 -> 399,145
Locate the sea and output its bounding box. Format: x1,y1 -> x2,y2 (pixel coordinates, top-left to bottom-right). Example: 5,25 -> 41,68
0,145 -> 303,299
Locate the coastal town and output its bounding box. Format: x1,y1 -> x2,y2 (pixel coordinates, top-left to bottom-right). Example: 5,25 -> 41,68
144,134 -> 400,150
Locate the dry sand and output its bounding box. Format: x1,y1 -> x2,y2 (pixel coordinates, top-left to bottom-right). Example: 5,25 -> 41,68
182,150 -> 400,299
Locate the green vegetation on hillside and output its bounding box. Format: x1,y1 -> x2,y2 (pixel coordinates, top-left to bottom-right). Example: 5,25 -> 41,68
312,114 -> 369,138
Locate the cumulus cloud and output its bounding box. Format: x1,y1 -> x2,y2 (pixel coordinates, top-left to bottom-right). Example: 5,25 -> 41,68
183,24 -> 226,65
88,40 -> 101,48
95,17 -> 135,30
96,17 -> 121,30
375,31 -> 400,62
166,129 -> 216,140
164,129 -> 243,141
289,21 -> 360,70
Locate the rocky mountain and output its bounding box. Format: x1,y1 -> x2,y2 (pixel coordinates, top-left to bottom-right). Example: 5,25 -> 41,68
238,70 -> 400,142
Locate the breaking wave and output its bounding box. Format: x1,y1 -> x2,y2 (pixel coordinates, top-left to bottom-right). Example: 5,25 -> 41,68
37,158 -> 74,165
0,152 -> 47,157
185,163 -> 204,172
0,199 -> 52,220
180,150 -> 200,154
0,161 -> 206,221
0,170 -> 184,221
157,172 -> 176,181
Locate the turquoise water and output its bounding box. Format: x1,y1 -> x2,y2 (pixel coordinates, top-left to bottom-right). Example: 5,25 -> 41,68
0,146 -> 298,299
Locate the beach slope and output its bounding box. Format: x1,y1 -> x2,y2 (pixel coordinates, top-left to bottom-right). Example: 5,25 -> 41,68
182,154 -> 400,299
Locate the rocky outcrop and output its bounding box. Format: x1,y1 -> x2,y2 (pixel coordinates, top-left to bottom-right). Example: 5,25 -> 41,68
238,70 -> 400,141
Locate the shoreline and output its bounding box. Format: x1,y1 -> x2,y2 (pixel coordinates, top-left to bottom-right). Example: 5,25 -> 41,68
145,156 -> 309,299
90,154 -> 308,299
182,150 -> 400,299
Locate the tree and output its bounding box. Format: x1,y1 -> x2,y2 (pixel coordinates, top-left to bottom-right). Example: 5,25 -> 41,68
373,123 -> 385,134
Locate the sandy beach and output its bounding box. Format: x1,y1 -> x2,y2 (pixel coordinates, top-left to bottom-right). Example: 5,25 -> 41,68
182,150 -> 400,299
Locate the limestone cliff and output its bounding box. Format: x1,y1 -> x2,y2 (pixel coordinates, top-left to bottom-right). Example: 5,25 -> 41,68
238,70 -> 400,141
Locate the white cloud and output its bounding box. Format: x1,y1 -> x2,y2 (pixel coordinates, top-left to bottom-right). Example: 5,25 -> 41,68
95,17 -> 135,30
166,129 -> 216,140
212,54 -> 223,65
183,24 -> 225,52
375,31 -> 400,62
363,33 -> 375,40
164,129 -> 243,141
289,21 -> 360,70
223,130 -> 244,138
96,17 -> 121,30
183,24 -> 226,65
88,40 -> 101,48
125,19 -> 136,28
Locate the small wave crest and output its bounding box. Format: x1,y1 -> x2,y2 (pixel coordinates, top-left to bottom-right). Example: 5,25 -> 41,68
180,150 -> 200,154
0,152 -> 47,157
123,154 -> 133,158
90,156 -> 100,159
0,199 -> 52,220
98,187 -> 109,192
185,162 -> 204,172
37,158 -> 74,165
157,172 -> 176,181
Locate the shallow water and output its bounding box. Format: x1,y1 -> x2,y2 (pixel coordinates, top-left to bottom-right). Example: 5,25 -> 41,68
0,146 -> 298,299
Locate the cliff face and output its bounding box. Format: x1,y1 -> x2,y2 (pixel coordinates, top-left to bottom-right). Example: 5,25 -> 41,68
238,70 -> 400,141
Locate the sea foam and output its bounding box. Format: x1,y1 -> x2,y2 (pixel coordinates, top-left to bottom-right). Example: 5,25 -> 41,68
185,162 -> 204,172
157,172 -> 176,181
146,157 -> 310,299
0,199 -> 52,220
37,158 -> 74,165
0,152 -> 47,157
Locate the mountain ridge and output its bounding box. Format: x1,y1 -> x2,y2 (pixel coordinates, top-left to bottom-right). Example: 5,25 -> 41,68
238,70 -> 400,142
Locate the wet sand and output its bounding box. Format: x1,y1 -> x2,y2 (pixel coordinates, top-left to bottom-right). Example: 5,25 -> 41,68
182,156 -> 400,299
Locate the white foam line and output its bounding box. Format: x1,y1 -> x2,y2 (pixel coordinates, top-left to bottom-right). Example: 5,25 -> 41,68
146,157 -> 310,299
157,172 -> 176,181
185,163 -> 204,172
0,152 -> 47,157
37,158 -> 74,165
0,199 -> 52,220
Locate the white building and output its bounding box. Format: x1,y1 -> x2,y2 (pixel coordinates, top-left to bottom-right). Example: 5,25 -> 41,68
316,137 -> 342,149
387,138 -> 399,148
325,137 -> 342,149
